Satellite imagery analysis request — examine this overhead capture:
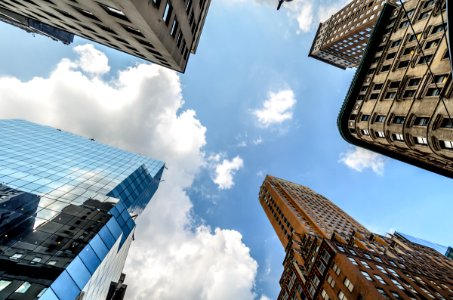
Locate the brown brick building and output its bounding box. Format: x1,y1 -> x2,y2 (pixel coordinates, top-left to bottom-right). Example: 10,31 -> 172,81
259,175 -> 453,300
338,0 -> 453,178
309,0 -> 396,69
0,0 -> 211,72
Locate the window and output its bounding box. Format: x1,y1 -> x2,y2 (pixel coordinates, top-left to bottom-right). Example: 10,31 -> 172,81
441,118 -> 453,128
418,55 -> 433,64
392,116 -> 405,124
377,265 -> 388,274
377,288 -> 390,299
10,253 -> 22,260
440,140 -> 453,149
397,60 -> 409,68
374,83 -> 384,90
15,282 -> 31,293
0,280 -> 11,291
374,275 -> 387,285
361,129 -> 370,136
391,279 -> 404,290
403,47 -> 415,56
321,289 -> 330,300
381,64 -> 391,72
321,249 -> 331,263
170,18 -> 179,37
375,115 -> 386,123
386,52 -> 396,60
391,291 -> 402,299
348,257 -> 358,265
361,271 -> 372,281
391,39 -> 402,48
399,20 -> 409,28
408,33 -> 421,42
360,260 -> 371,268
426,87 -> 441,96
162,1 -> 173,25
151,0 -> 162,8
403,90 -> 416,98
327,275 -> 336,288
418,11 -> 430,20
408,78 -> 421,86
414,136 -> 428,145
392,133 -> 404,141
344,278 -> 354,292
338,291 -> 348,300
425,39 -> 440,49
332,264 -> 341,275
100,4 -> 129,21
385,92 -> 396,99
413,117 -> 429,126
376,131 -> 385,138
361,115 -> 370,121
433,74 -> 448,84
432,24 -> 446,34
370,93 -> 379,100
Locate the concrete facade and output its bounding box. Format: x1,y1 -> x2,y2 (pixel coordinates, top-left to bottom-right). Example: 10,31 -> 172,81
259,175 -> 453,300
338,0 -> 453,178
0,0 -> 211,72
309,0 -> 396,69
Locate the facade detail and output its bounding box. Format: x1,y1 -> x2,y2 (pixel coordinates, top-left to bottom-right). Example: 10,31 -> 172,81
0,0 -> 211,72
0,120 -> 165,299
309,0 -> 396,69
338,0 -> 453,178
259,175 -> 453,300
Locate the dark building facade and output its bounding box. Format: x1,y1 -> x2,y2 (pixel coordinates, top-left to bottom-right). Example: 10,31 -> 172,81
259,175 -> 453,300
0,120 -> 165,299
0,0 -> 211,72
309,0 -> 396,69
338,0 -> 453,178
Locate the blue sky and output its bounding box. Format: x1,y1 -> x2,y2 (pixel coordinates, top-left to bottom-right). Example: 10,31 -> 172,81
0,0 -> 452,299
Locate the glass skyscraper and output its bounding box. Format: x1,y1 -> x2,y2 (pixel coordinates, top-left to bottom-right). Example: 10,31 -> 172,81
0,119 -> 165,299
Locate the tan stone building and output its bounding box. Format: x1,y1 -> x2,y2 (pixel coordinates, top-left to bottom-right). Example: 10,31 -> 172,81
338,0 -> 453,178
309,0 -> 396,69
0,0 -> 211,72
259,175 -> 453,300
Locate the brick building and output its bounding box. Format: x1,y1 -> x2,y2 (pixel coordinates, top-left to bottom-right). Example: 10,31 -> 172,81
259,175 -> 453,300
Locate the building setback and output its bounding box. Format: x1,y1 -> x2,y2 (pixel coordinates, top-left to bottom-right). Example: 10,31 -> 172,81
0,0 -> 211,72
0,120 -> 165,299
338,0 -> 453,178
309,0 -> 396,69
259,175 -> 453,300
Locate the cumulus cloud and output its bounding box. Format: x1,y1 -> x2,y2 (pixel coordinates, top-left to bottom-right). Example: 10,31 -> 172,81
339,146 -> 385,175
253,89 -> 296,128
211,155 -> 244,190
0,44 -> 258,300
260,295 -> 272,300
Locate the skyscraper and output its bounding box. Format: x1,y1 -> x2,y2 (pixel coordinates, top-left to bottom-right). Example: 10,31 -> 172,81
259,175 -> 453,300
0,119 -> 165,299
338,0 -> 452,178
0,0 -> 211,72
308,0 -> 396,69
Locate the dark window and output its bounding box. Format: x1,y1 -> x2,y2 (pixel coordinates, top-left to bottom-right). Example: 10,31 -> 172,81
370,93 -> 379,100
423,0 -> 434,9
361,115 -> 370,121
385,92 -> 396,99
408,78 -> 421,86
426,87 -> 441,96
432,74 -> 448,84
389,81 -> 401,89
381,65 -> 391,72
170,18 -> 179,37
121,25 -> 144,37
399,20 -> 409,28
403,90 -> 416,98
374,83 -> 384,90
425,39 -> 440,49
418,11 -> 430,20
397,60 -> 409,68
386,52 -> 396,60
391,39 -> 402,48
72,6 -> 101,21
414,117 -> 430,126
432,24 -> 446,34
151,0 -> 161,8
393,116 -> 405,124
162,1 -> 173,25
403,47 -> 415,55
441,118 -> 453,128
375,115 -> 386,123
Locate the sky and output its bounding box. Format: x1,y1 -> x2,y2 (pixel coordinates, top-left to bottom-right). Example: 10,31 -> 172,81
0,0 -> 452,299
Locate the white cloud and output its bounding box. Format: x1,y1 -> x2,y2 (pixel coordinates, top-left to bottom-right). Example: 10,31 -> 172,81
212,156 -> 244,190
260,295 -> 272,300
253,89 -> 296,128
339,146 -> 385,175
0,44 -> 258,300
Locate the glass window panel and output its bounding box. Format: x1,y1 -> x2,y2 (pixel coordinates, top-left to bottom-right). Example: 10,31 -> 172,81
66,256 -> 91,289
78,244 -> 101,274
89,235 -> 109,260
0,280 -> 11,291
15,281 -> 31,293
98,226 -> 116,248
50,271 -> 80,300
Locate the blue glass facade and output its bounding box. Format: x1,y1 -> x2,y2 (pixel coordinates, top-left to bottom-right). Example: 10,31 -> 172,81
0,120 -> 164,299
